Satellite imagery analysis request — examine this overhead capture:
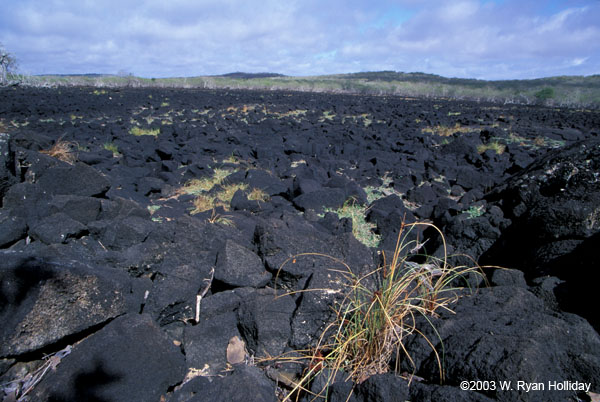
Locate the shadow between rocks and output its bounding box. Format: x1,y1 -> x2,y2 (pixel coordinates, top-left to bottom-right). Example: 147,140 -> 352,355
47,360 -> 121,402
0,256 -> 55,313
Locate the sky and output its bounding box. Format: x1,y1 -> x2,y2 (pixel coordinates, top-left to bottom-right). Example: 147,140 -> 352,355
1,0 -> 599,80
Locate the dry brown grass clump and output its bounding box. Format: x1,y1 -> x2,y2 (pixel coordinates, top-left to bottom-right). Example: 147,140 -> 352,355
40,141 -> 78,164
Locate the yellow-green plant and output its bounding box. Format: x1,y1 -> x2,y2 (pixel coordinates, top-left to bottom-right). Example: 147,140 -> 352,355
477,142 -> 506,155
216,183 -> 248,205
191,195 -> 215,214
181,169 -> 247,214
364,174 -> 398,204
323,200 -> 380,248
272,222 -> 483,401
206,208 -> 234,226
176,168 -> 233,196
422,123 -> 473,137
103,142 -> 119,156
129,126 -> 160,136
248,187 -> 270,202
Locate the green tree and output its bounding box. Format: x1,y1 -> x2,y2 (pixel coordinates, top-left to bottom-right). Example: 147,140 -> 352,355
534,87 -> 555,102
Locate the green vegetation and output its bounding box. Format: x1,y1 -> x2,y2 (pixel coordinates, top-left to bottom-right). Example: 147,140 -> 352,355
364,175 -> 398,204
12,71 -> 600,109
422,123 -> 474,137
177,168 -> 234,196
273,222 -> 482,400
477,141 -> 506,154
102,142 -> 120,156
464,205 -> 486,219
490,133 -> 566,150
534,87 -> 555,102
173,168 -> 251,215
147,205 -> 161,214
129,126 -> 160,136
190,183 -> 249,214
318,110 -> 336,122
247,188 -> 270,202
323,200 -> 381,248
207,209 -> 234,226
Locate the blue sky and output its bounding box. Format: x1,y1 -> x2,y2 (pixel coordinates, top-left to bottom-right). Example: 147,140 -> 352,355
1,0 -> 598,80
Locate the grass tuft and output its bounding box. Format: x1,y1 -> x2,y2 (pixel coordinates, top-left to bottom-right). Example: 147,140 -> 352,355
422,123 -> 473,137
206,208 -> 235,226
40,140 -> 78,164
271,222 -> 483,401
176,168 -> 233,196
216,183 -> 249,205
191,195 -> 216,214
477,141 -> 506,154
129,126 -> 160,136
190,183 -> 249,214
248,187 -> 270,202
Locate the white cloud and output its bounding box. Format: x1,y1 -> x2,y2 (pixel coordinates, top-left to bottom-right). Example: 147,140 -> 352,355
0,0 -> 598,79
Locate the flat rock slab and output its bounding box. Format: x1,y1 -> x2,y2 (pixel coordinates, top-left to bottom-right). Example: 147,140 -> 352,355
215,240 -> 271,288
37,162 -> 111,197
0,251 -> 135,357
30,313 -> 186,401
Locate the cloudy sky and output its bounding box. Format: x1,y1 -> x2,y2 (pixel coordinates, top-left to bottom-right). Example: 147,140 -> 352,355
1,0 -> 599,80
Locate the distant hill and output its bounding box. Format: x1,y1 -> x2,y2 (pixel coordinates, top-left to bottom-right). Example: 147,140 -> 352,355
11,70 -> 600,108
337,71 -> 600,90
35,73 -> 115,78
219,72 -> 286,79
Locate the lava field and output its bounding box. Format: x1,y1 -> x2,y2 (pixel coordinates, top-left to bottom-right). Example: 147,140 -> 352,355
1,86 -> 599,401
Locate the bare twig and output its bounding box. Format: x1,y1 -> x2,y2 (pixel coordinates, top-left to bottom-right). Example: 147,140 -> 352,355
195,267 -> 215,323
1,345 -> 72,401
